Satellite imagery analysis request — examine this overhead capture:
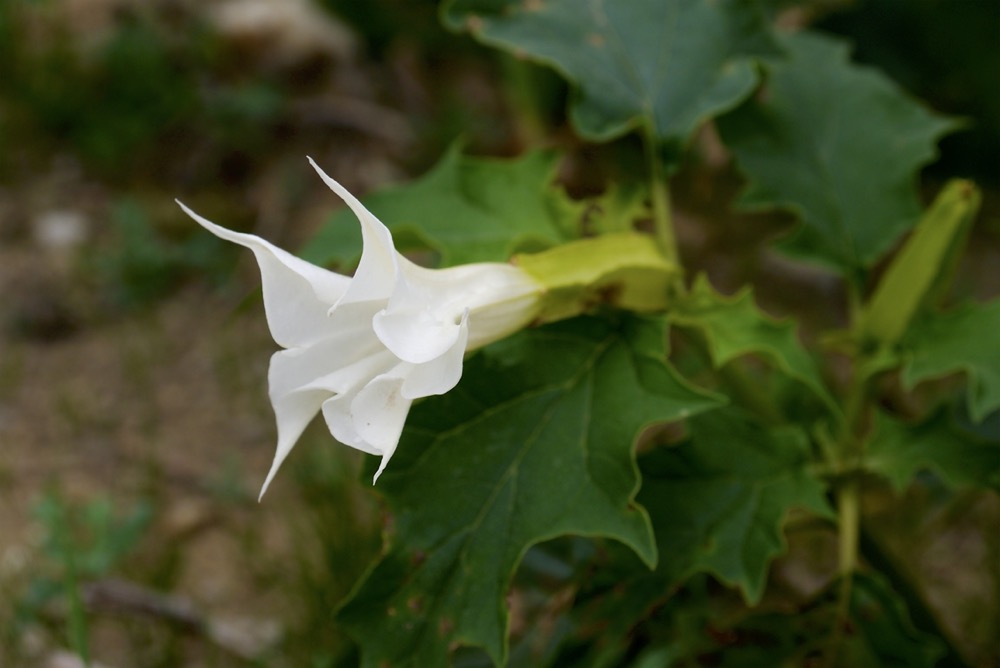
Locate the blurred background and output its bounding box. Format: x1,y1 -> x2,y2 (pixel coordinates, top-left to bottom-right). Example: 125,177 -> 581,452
0,0 -> 997,666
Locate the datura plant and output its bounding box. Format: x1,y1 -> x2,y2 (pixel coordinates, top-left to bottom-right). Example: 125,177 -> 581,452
181,2 -> 999,667
179,159 -> 676,497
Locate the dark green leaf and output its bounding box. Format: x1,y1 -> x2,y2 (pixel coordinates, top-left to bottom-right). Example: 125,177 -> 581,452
337,316 -> 722,667
670,275 -> 837,413
901,299 -> 1000,422
867,410 -> 1000,492
718,31 -> 958,274
443,0 -> 780,145
301,146 -> 579,267
639,407 -> 831,604
844,572 -> 946,668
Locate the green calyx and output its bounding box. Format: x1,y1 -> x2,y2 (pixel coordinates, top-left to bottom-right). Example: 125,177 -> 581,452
514,232 -> 679,323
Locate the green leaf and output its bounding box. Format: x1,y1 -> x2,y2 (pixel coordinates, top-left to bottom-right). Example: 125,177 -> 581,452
639,407 -> 831,604
300,146 -> 579,267
337,316 -> 722,667
717,31 -> 959,275
867,410 -> 1000,492
670,275 -> 837,413
857,180 -> 981,347
443,0 -> 780,145
901,299 -> 1000,422
844,572 -> 946,668
588,181 -> 650,235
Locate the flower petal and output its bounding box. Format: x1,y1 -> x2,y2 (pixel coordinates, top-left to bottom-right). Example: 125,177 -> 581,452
177,200 -> 350,348
259,388 -> 328,499
307,158 -> 399,307
352,372 -> 413,482
381,261 -> 542,356
318,367 -> 412,482
299,347 -> 397,396
320,392 -> 372,455
372,272 -> 463,364
267,301 -> 384,398
399,311 -> 469,399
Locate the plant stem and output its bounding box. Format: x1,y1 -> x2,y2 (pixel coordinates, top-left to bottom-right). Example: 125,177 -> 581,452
643,125 -> 679,267
500,53 -> 548,149
827,476 -> 859,664
825,361 -> 870,667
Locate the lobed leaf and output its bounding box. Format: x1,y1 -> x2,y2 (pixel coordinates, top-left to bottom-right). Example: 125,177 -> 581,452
867,410 -> 1000,492
443,0 -> 780,145
718,31 -> 959,275
337,315 -> 722,667
670,274 -> 837,413
844,573 -> 946,668
901,299 -> 1000,422
639,407 -> 832,604
301,146 -> 579,268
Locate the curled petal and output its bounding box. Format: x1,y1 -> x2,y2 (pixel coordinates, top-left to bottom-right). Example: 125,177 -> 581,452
308,158 -> 399,307
352,373 -> 412,483
177,200 -> 349,348
400,311 -> 469,399
319,370 -> 413,483
372,271 -> 463,364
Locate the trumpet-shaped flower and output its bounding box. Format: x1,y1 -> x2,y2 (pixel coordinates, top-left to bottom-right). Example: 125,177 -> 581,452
178,159 -> 543,497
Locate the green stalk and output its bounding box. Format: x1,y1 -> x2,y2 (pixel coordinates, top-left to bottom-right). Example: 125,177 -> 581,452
500,53 -> 548,148
825,364 -> 870,667
642,124 -> 679,267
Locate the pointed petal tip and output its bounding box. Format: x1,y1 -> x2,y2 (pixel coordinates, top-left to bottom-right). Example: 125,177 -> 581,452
175,198 -> 195,217
307,157 -> 355,205
307,156 -> 332,182
372,456 -> 390,485
175,199 -> 220,232
258,462 -> 280,501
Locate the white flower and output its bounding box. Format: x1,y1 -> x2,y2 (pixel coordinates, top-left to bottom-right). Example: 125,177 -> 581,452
178,158 -> 543,497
